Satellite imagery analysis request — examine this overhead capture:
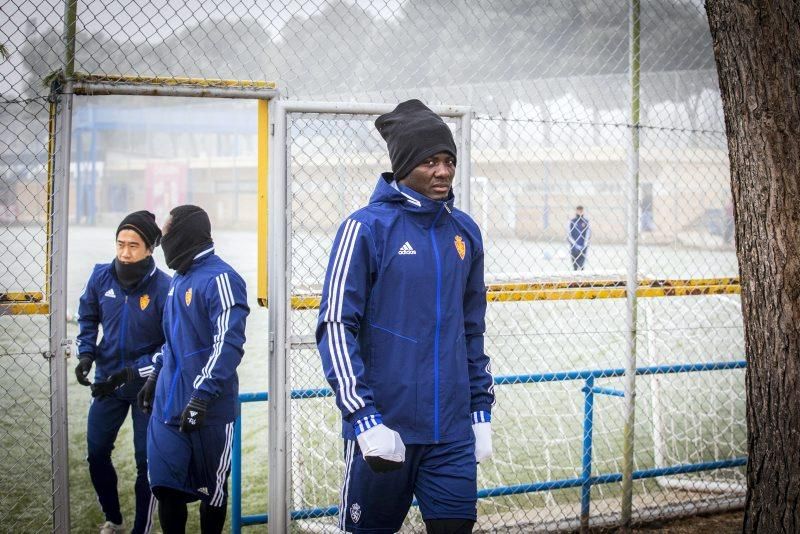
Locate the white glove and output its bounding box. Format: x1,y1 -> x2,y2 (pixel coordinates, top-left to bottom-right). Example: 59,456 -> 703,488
473,422 -> 492,462
356,423 -> 406,473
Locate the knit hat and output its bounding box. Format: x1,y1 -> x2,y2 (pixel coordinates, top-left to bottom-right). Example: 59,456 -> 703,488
374,99 -> 457,181
116,210 -> 162,249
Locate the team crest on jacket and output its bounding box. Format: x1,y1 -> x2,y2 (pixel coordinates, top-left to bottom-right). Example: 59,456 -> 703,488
454,235 -> 466,260
350,503 -> 361,523
185,288 -> 192,306
139,294 -> 150,311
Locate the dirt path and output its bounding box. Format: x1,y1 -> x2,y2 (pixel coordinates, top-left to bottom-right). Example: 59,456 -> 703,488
592,510 -> 743,533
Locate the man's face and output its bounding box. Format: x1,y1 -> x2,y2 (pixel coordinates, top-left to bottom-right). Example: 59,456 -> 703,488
116,229 -> 150,263
576,208 -> 584,217
400,152 -> 456,201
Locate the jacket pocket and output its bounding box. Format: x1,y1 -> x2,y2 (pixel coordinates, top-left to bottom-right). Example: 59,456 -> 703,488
182,346 -> 213,386
367,322 -> 418,344
367,324 -> 419,431
439,331 -> 471,429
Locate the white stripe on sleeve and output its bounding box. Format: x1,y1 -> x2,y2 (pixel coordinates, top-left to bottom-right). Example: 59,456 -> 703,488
322,219 -> 366,413
193,274 -> 234,390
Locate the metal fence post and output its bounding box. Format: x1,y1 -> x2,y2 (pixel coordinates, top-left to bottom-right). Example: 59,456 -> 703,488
231,410 -> 243,534
46,1 -> 79,530
268,100 -> 290,533
621,0 -> 641,529
49,81 -> 73,533
457,110 -> 472,215
580,376 -> 595,532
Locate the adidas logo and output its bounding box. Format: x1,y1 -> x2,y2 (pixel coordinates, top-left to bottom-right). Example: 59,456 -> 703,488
104,288 -> 116,298
398,242 -> 416,255
197,487 -> 209,495
190,411 -> 198,417
167,287 -> 174,296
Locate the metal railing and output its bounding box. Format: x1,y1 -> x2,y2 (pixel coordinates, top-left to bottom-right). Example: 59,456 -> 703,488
230,359 -> 746,533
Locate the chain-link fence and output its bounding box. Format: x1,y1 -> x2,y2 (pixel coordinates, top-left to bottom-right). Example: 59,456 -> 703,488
2,0 -> 70,530
270,103 -> 743,533
0,95 -> 59,534
1,0 -> 743,532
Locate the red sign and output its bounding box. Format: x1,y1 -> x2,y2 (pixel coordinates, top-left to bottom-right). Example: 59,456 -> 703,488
145,162 -> 188,222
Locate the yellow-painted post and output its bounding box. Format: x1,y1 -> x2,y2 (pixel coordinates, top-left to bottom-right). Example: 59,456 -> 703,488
45,100 -> 57,306
257,99 -> 269,307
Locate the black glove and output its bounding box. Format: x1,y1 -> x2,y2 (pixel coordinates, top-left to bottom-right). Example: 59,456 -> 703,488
90,367 -> 135,398
75,356 -> 93,386
179,396 -> 208,433
137,373 -> 158,414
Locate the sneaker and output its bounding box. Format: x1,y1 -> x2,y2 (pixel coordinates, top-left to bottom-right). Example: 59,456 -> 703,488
99,521 -> 124,534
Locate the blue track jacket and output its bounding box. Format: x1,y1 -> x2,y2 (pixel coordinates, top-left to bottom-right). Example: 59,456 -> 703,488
77,261 -> 171,382
317,174 -> 495,445
151,248 -> 249,426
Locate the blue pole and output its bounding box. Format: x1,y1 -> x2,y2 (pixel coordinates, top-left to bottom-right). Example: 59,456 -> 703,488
231,412 -> 242,534
580,376 -> 595,531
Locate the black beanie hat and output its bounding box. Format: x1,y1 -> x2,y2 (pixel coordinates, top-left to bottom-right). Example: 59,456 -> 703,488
116,210 -> 162,249
375,99 -> 457,181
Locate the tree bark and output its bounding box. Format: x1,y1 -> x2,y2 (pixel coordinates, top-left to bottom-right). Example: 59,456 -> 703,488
705,1 -> 800,532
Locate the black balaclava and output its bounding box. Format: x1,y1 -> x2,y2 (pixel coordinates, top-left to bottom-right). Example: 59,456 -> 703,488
113,255 -> 154,289
161,205 -> 213,274
374,99 -> 457,181
117,210 -> 162,250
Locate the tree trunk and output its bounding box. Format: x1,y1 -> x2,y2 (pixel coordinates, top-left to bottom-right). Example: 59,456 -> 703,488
705,1 -> 800,532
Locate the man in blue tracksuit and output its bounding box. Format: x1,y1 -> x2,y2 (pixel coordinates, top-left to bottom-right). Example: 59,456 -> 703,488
568,206 -> 591,271
137,205 -> 249,534
75,210 -> 170,534
317,100 -> 495,534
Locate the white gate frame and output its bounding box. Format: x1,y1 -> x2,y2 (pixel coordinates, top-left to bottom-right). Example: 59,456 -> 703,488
268,101 -> 472,532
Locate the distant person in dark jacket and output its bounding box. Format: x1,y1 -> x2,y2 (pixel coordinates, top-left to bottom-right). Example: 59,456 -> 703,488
317,100 -> 494,533
568,206 -> 591,271
137,205 -> 249,534
75,210 -> 170,534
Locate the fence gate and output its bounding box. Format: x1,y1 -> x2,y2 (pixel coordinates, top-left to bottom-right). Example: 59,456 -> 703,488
0,82 -> 70,533
3,73 -> 277,532
265,101 -> 472,532
261,99 -> 746,533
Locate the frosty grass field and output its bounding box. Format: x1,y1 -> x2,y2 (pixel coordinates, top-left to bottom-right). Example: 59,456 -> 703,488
0,224 -> 745,532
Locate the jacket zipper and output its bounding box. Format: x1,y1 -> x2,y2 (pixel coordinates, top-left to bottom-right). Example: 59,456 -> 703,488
163,280 -> 182,422
429,204 -> 446,442
120,295 -> 129,370
119,270 -> 149,372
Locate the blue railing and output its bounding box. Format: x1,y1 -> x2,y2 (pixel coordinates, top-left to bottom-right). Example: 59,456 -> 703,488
231,360 -> 747,532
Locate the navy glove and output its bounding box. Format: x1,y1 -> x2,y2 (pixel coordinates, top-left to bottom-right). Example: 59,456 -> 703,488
137,373 -> 158,414
74,356 -> 93,386
91,367 -> 135,398
179,396 -> 208,433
